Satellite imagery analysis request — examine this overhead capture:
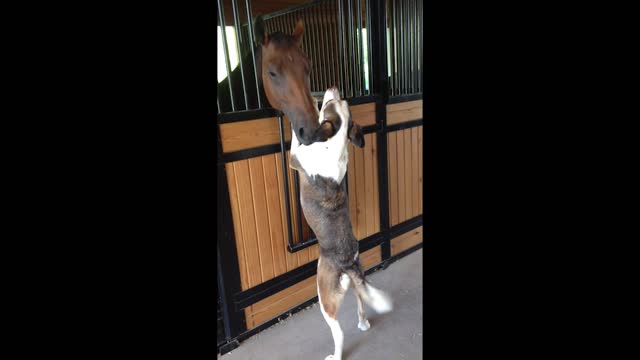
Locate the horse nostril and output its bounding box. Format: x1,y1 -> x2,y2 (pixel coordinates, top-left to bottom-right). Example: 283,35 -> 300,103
298,128 -> 305,138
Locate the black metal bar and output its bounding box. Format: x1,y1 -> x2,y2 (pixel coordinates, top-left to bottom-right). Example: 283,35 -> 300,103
337,0 -> 347,94
217,127 -> 247,340
317,3 -> 328,90
405,0 -> 410,94
386,119 -> 423,132
287,237 -> 318,253
420,0 -> 423,93
371,0 -> 391,261
217,0 -> 236,111
387,93 -> 423,103
365,0 -> 373,94
347,0 -> 356,98
231,0 -> 249,109
413,0 -> 418,93
356,0 -> 364,96
220,141 -> 292,164
245,0 -> 262,109
277,115 -> 296,253
217,107 -> 281,123
305,8 -> 319,92
347,94 -> 378,105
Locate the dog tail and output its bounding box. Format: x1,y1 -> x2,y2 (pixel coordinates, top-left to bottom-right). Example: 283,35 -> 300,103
344,266 -> 393,314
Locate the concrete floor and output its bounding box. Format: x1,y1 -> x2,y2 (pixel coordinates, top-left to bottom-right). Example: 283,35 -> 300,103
220,249 -> 422,360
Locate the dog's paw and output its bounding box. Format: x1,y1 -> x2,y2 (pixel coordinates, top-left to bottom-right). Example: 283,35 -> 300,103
358,319 -> 371,331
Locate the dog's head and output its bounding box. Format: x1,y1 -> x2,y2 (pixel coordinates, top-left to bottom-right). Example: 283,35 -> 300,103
289,87 -> 364,183
310,87 -> 364,147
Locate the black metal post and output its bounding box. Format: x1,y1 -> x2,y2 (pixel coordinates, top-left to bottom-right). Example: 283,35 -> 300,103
216,126 -> 246,345
245,0 -> 262,109
217,0 -> 236,111
277,115 -> 296,251
231,0 -> 249,109
370,0 -> 391,261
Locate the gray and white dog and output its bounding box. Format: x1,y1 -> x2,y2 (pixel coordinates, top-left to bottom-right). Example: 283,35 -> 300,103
290,87 -> 393,360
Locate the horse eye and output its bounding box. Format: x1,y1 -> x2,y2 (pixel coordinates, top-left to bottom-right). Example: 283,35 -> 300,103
269,71 -> 277,78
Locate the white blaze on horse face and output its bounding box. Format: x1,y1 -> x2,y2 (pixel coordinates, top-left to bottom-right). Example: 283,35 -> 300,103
290,95 -> 350,184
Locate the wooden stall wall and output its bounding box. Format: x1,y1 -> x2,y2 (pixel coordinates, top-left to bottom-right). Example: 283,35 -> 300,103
221,102 -> 383,330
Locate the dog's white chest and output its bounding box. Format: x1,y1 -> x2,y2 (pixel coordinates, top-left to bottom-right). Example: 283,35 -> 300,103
290,130 -> 348,183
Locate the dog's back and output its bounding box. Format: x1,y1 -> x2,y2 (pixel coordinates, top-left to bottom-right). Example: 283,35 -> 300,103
290,88 -> 392,360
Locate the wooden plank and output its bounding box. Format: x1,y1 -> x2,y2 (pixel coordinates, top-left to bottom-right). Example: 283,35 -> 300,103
388,131 -> 398,226
354,142 -> 366,240
418,126 -> 423,214
275,152 -> 297,271
397,130 -> 406,222
225,163 -> 249,290
220,117 -> 292,153
372,133 -> 380,233
364,134 -> 375,237
233,160 -> 262,288
391,226 -> 423,256
348,148 -> 357,232
386,100 -> 423,126
249,157 -> 275,283
404,129 -> 413,219
248,275 -> 318,329
360,246 -> 382,271
412,127 -> 420,217
262,154 -> 287,277
350,103 -> 376,126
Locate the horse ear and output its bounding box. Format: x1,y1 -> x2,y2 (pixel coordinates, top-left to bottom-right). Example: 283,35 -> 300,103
254,15 -> 268,45
292,20 -> 304,45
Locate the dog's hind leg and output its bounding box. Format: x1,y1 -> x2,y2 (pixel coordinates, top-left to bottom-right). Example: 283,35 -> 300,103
355,292 -> 370,331
317,257 -> 347,360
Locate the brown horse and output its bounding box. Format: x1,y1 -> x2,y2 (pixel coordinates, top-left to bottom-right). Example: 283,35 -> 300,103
253,17 -> 324,145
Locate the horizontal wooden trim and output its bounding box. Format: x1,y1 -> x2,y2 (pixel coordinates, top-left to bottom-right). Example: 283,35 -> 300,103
219,116 -> 292,153
243,245 -> 382,330
391,226 -> 423,256
350,102 -> 376,127
386,100 -> 423,126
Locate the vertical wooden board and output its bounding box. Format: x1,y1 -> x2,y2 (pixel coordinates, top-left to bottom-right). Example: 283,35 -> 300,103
287,165 -> 310,265
308,243 -> 319,260
397,130 -> 406,223
418,126 -> 423,214
261,154 -> 287,277
244,307 -> 254,329
225,163 -> 249,290
412,127 -> 420,217
372,133 -> 380,233
233,160 -> 262,288
348,148 -> 357,231
364,133 -> 375,237
354,142 -> 366,240
249,157 -> 275,283
404,128 -> 413,219
275,152 -> 297,271
388,132 -> 398,226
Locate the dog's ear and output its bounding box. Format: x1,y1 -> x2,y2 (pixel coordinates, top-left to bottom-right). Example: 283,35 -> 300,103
311,120 -> 336,143
348,122 -> 364,148
254,15 -> 268,45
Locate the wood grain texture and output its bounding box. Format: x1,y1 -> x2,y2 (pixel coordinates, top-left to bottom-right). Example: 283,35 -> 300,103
388,131 -> 398,226
262,154 -> 287,277
354,142 -> 366,240
275,152 -> 297,271
386,100 -> 422,125
404,129 -> 413,219
391,226 -> 423,256
364,133 -> 375,237
225,163 -> 249,290
219,117 -> 292,153
411,127 -> 420,218
396,130 -> 406,222
418,126 -> 423,214
350,103 -> 376,126
249,157 -> 275,282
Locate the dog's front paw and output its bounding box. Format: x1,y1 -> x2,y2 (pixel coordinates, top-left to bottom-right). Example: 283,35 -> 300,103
358,319 -> 371,331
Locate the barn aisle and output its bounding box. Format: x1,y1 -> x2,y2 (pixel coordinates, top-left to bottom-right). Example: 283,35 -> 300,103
219,249 -> 423,360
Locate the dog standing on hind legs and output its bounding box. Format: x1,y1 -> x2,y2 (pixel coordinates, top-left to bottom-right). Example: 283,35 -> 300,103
290,87 -> 393,360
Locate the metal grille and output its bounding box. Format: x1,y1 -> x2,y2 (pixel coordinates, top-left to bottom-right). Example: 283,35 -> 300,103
387,0 -> 422,96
